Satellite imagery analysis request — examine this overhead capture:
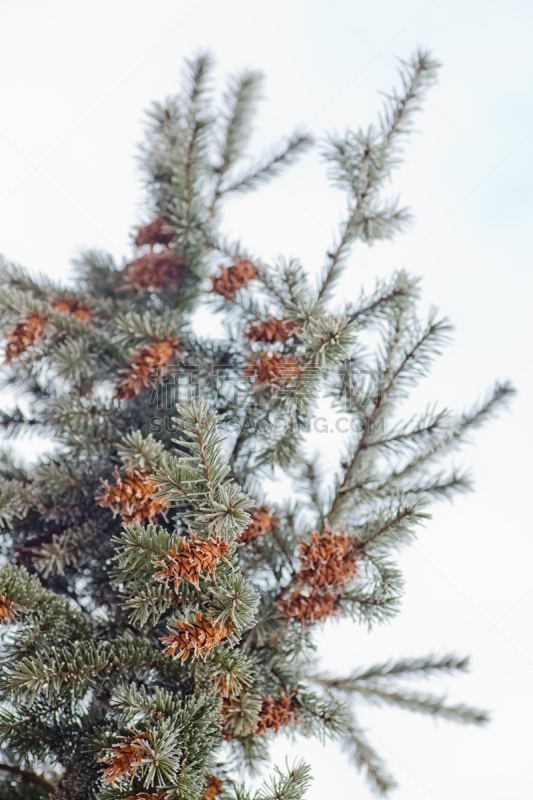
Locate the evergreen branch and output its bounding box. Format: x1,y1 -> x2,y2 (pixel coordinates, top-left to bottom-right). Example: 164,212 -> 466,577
71,248 -> 123,311
365,411 -> 449,451
210,570 -> 259,633
346,270 -> 419,325
0,406 -> 42,438
294,456 -> 327,526
316,204 -> 362,304
327,407 -> 382,524
341,555 -> 404,628
121,583 -> 175,627
354,685 -> 489,725
0,479 -> 27,528
117,431 -> 167,471
299,314 -> 358,370
251,424 -> 303,471
0,764 -> 56,794
0,445 -> 27,481
297,691 -> 351,741
259,256 -> 311,314
353,501 -> 430,551
221,132 -> 313,197
0,259 -> 62,299
319,51 -> 439,302
342,722 -> 397,795
380,48 -> 441,149
381,308 -> 453,398
257,759 -> 312,800
182,49 -> 214,107
1,639 -> 188,706
0,564 -> 82,622
307,654 -> 470,690
33,520 -> 103,578
32,461 -> 102,495
114,309 -> 181,342
210,69 -> 264,215
362,407 -> 451,455
399,469 -> 473,501
388,381 -> 515,482
197,645 -> 255,698
41,395 -> 122,442
112,522 -> 176,581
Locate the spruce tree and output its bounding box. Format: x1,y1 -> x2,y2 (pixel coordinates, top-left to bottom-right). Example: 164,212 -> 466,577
0,50 -> 513,800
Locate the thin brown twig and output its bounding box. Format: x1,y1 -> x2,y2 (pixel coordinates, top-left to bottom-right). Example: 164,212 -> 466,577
0,764 -> 56,794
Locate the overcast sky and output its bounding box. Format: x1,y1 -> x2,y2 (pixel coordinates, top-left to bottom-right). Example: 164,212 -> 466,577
0,1 -> 532,798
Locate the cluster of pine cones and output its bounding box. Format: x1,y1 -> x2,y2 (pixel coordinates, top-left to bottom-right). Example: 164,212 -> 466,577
126,218 -> 185,292
276,527 -> 359,624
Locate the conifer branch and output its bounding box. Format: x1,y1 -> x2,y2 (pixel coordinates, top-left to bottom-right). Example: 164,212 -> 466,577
342,722 -> 397,795
221,133 -> 313,198
353,685 -> 489,724
257,759 -> 312,800
0,47 -> 512,800
210,69 -> 264,216
0,764 -> 56,793
307,653 -> 471,690
346,270 -> 418,325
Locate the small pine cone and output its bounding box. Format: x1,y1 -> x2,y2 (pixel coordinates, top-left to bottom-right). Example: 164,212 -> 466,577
237,505 -> 276,544
209,258 -> 259,302
275,587 -> 341,625
297,530 -> 358,589
255,694 -> 300,735
97,468 -> 168,524
0,593 -> 16,625
243,351 -> 298,394
114,337 -> 181,400
100,730 -> 149,787
245,318 -> 295,344
135,217 -> 174,249
125,251 -> 186,292
4,312 -> 48,364
162,612 -> 231,662
154,536 -> 231,590
51,296 -> 91,324
201,776 -> 224,800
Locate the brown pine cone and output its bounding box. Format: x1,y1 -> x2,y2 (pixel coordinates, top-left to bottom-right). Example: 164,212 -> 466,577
4,312 -> 48,363
209,258 -> 260,302
97,468 -> 168,524
162,613 -> 231,661
154,536 -> 231,590
125,251 -> 186,292
114,337 -> 181,400
245,317 -> 295,343
134,217 -> 174,249
237,505 -> 276,543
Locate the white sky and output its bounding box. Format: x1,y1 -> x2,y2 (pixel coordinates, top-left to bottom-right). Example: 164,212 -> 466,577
0,1 -> 532,797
